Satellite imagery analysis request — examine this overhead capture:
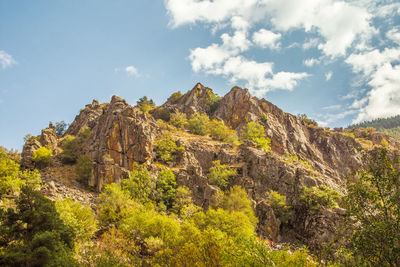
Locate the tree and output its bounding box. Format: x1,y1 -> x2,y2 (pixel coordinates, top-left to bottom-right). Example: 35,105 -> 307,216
75,154 -> 92,184
55,121 -> 68,135
342,148 -> 400,266
169,111 -> 188,129
0,186 -> 77,266
61,135 -> 79,163
241,121 -> 271,151
155,133 -> 185,164
187,113 -> 210,135
137,96 -> 155,113
207,160 -> 236,189
156,169 -> 177,209
32,146 -> 52,167
122,163 -> 155,204
208,119 -> 239,145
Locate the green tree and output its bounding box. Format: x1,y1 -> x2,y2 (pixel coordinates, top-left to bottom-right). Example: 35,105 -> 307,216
187,113 -> 210,135
0,186 -> 77,267
208,119 -> 239,145
75,154 -> 92,183
241,121 -> 271,151
207,160 -> 237,189
169,111 -> 188,129
342,148 -> 400,266
168,91 -> 183,103
156,169 -> 177,209
55,121 -> 68,135
155,132 -> 185,163
55,198 -> 98,242
137,96 -> 155,113
266,190 -> 293,223
32,146 -> 52,167
61,135 -> 79,163
122,163 -> 155,204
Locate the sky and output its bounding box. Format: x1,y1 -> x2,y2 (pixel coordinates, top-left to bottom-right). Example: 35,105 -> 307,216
0,0 -> 399,150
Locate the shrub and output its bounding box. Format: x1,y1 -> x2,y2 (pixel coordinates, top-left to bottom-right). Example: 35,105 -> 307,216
169,111 -> 188,129
168,91 -> 183,103
187,113 -> 210,135
340,132 -> 355,139
156,169 -> 177,209
260,113 -> 268,123
297,114 -> 318,126
122,163 -> 155,204
75,154 -> 92,183
78,126 -> 91,140
172,186 -> 195,215
299,185 -> 341,211
137,96 -> 155,113
208,119 -> 239,145
32,146 -> 52,167
155,133 -> 185,163
55,198 -> 98,241
266,190 -> 293,223
61,135 -> 79,163
207,160 -> 236,189
241,121 -> 271,151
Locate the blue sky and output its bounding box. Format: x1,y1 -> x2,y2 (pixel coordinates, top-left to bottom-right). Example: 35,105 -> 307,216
1,0 -> 399,150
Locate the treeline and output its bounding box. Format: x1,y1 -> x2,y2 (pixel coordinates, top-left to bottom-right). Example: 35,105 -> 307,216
348,114 -> 400,130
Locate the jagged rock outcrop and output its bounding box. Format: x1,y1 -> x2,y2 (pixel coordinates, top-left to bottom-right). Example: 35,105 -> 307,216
21,83 -> 400,249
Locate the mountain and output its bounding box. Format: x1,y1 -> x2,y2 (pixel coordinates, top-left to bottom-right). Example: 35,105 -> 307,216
348,115 -> 400,141
18,83 -> 399,260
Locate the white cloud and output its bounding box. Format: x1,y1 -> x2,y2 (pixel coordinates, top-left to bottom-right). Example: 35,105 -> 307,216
387,27 -> 400,45
303,58 -> 320,67
125,65 -> 139,77
323,104 -> 341,110
0,50 -> 17,69
325,71 -> 333,81
302,38 -> 320,50
252,29 -> 281,50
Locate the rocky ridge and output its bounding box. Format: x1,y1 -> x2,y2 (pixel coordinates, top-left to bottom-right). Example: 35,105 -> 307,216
21,83 -> 399,249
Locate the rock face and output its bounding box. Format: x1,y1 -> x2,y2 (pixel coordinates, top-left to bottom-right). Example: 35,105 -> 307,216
21,83 -> 400,249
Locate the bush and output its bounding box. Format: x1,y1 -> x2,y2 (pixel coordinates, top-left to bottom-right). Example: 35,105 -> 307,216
169,111 -> 188,129
155,133 -> 185,163
207,160 -> 237,189
299,185 -> 341,211
75,154 -> 92,183
187,113 -> 210,135
122,163 -> 155,204
32,146 -> 52,167
78,126 -> 91,140
241,121 -> 271,151
208,119 -> 239,145
260,113 -> 268,123
137,96 -> 155,113
61,135 -> 79,163
168,91 -> 183,103
297,114 -> 318,126
156,169 -> 177,209
266,190 -> 293,223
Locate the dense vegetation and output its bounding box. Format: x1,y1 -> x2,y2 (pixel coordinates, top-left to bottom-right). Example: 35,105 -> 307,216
348,115 -> 400,141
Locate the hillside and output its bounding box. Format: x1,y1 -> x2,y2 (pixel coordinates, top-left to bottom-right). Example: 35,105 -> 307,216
1,83 -> 399,266
348,115 -> 400,141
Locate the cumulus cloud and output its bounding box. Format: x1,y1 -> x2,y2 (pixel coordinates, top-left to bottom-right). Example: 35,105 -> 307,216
387,27 -> 400,45
252,29 -> 281,50
303,58 -> 320,67
0,50 -> 17,69
125,65 -> 139,77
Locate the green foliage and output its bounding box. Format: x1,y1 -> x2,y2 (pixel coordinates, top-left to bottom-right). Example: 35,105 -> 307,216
23,134 -> 39,143
156,169 -> 176,209
168,91 -> 183,103
381,126 -> 400,141
171,186 -> 196,216
55,198 -> 98,241
241,121 -> 271,151
155,132 -> 185,163
32,146 -> 52,167
122,163 -> 155,204
187,113 -> 210,135
266,190 -> 293,223
208,119 -> 239,145
342,148 -> 400,266
55,120 -> 68,135
260,113 -> 268,123
297,113 -> 318,126
78,126 -> 91,140
98,183 -> 137,229
137,96 -> 155,113
169,111 -> 188,129
348,114 -> 400,130
61,135 -> 79,163
75,154 -> 92,183
282,153 -> 314,174
340,131 -> 355,139
299,185 -> 341,211
221,185 -> 258,227
0,186 -> 77,267
207,160 -> 237,189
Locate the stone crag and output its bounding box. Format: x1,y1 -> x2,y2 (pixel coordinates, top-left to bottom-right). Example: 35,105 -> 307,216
21,83 -> 399,249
